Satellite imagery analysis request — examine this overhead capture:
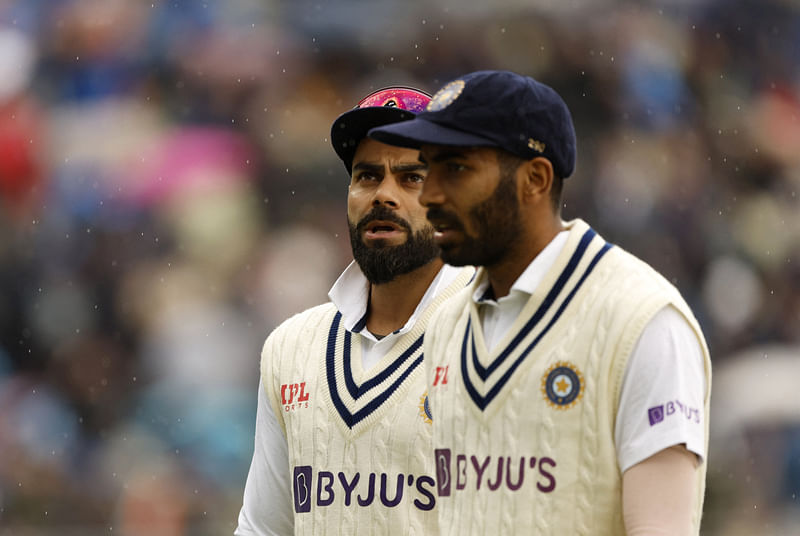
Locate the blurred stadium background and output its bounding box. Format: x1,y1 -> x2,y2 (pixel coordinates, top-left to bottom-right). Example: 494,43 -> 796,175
0,0 -> 797,534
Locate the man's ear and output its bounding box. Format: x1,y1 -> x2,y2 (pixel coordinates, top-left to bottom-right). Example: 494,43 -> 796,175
520,156 -> 554,204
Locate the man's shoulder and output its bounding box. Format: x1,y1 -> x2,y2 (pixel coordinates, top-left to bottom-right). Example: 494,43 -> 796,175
266,302 -> 338,342
603,244 -> 680,295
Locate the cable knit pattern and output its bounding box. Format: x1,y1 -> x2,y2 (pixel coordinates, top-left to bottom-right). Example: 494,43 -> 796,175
424,219 -> 711,535
261,267 -> 474,535
572,260 -> 610,535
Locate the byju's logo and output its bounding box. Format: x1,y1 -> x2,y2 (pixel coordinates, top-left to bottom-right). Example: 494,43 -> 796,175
281,381 -> 310,411
648,399 -> 701,426
291,465 -> 436,513
434,448 -> 557,497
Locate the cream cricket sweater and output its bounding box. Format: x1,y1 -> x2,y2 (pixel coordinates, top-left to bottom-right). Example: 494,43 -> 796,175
425,219 -> 711,535
261,266 -> 474,535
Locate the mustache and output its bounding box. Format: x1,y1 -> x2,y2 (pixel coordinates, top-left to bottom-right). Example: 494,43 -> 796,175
356,205 -> 412,233
425,207 -> 463,231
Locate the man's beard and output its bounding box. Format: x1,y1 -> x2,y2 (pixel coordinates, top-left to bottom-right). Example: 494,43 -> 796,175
348,205 -> 440,285
427,170 -> 522,268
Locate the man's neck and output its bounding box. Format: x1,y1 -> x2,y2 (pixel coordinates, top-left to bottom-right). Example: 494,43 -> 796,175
366,260 -> 444,337
487,217 -> 564,299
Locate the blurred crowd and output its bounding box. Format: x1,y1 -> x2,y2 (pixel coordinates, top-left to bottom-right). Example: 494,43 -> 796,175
0,0 -> 797,534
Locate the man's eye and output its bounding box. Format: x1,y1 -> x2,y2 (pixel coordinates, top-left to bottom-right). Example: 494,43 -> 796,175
446,162 -> 466,173
406,173 -> 425,183
356,172 -> 379,182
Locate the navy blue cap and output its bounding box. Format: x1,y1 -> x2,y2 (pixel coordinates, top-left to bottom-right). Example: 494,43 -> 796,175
368,70 -> 577,178
330,86 -> 431,174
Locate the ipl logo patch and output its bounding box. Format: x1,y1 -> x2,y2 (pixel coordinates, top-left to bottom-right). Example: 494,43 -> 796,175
541,361 -> 584,410
418,392 -> 432,425
427,80 -> 465,112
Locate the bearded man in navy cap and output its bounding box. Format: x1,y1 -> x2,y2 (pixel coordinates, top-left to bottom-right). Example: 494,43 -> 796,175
370,70 -> 711,536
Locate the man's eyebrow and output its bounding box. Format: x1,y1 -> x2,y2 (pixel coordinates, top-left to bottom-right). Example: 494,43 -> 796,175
352,161 -> 426,173
352,162 -> 384,173
390,162 -> 427,173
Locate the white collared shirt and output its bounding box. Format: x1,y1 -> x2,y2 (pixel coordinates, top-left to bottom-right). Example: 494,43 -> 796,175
330,261 -> 465,371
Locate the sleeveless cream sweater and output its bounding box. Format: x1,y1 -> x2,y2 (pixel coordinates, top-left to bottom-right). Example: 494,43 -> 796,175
262,267 -> 474,535
425,219 -> 711,535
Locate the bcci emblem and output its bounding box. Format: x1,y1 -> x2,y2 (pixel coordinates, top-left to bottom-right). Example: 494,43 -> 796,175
418,392 -> 433,424
541,361 -> 584,410
427,80 -> 465,112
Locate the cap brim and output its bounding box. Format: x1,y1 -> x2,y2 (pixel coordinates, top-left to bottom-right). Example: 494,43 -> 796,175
331,107 -> 417,173
368,117 -> 498,150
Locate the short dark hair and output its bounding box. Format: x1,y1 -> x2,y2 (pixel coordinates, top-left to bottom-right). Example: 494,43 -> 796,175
495,149 -> 562,213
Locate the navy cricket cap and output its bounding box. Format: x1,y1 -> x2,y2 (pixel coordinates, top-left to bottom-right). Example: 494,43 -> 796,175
368,70 -> 577,178
330,86 -> 431,174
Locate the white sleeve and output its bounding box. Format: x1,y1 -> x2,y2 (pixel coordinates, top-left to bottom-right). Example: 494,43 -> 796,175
234,377 -> 294,536
615,305 -> 707,473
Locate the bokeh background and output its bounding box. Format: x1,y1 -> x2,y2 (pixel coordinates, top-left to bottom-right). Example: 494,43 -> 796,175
0,0 -> 798,534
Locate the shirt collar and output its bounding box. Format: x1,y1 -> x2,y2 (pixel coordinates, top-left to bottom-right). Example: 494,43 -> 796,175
328,261 -> 466,340
472,229 -> 570,304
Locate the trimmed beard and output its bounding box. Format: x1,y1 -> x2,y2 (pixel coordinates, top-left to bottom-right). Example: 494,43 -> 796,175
427,169 -> 522,268
348,205 -> 440,285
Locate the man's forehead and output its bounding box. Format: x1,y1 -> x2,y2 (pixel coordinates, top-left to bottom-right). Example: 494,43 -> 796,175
353,138 -> 420,162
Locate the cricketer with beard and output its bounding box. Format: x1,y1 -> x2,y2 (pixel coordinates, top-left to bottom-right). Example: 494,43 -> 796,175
234,86 -> 474,536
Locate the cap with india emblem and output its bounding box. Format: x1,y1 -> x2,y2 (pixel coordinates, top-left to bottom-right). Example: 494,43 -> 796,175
330,86 -> 431,174
368,70 -> 577,179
